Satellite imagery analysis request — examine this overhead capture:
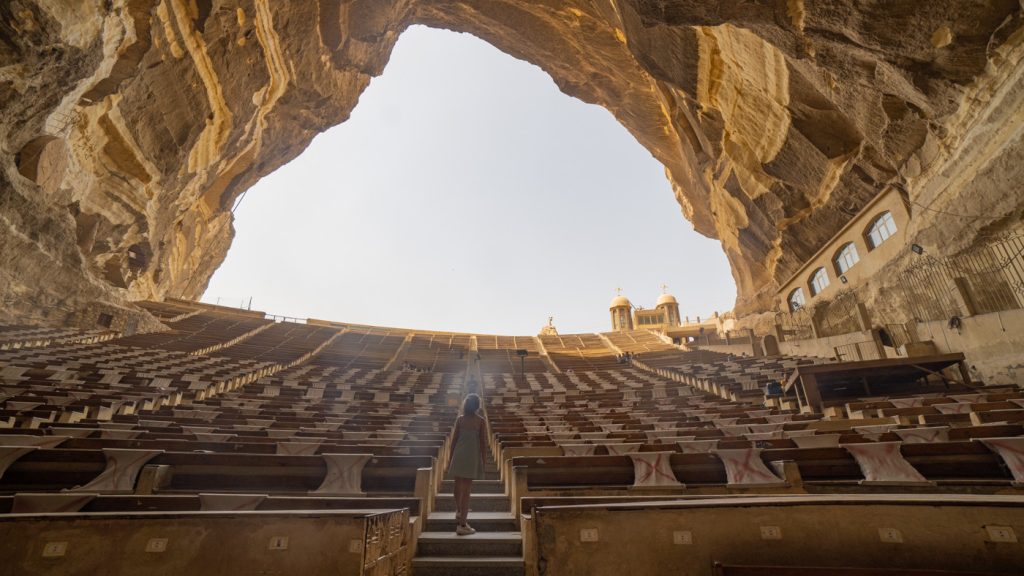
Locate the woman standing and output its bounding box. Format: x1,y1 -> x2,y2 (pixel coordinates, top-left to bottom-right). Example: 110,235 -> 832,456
447,393 -> 487,535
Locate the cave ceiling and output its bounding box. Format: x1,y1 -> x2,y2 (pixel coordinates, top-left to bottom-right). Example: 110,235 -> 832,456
1,1 -> 1023,327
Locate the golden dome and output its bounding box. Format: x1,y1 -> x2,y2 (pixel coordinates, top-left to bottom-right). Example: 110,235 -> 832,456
656,293 -> 678,306
609,295 -> 631,309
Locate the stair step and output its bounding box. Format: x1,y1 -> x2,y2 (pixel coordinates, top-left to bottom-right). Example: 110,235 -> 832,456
411,556 -> 524,576
440,479 -> 505,494
426,512 -> 518,532
465,468 -> 500,480
446,471 -> 501,481
416,531 -> 522,557
434,494 -> 510,512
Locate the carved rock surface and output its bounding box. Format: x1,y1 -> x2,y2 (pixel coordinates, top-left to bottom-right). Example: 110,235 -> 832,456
2,1 -> 1023,326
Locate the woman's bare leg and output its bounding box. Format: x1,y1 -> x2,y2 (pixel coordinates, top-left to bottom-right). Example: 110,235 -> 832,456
453,477 -> 463,523
460,478 -> 473,524
454,477 -> 469,524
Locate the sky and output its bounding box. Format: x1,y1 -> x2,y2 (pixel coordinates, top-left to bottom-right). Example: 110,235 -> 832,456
201,26 -> 736,335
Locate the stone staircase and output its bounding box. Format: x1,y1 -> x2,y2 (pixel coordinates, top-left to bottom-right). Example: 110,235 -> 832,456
411,457 -> 524,576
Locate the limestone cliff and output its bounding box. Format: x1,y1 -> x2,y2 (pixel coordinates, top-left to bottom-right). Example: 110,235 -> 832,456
2,1 -> 1023,328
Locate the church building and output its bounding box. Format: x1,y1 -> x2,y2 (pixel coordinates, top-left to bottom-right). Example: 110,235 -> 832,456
609,288 -> 682,332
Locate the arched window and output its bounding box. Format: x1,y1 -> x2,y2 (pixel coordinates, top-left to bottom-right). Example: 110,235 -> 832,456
834,242 -> 860,274
788,287 -> 806,311
866,211 -> 897,249
809,267 -> 830,296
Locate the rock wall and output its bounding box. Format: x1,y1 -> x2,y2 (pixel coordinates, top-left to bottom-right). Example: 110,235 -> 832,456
2,1 -> 1023,328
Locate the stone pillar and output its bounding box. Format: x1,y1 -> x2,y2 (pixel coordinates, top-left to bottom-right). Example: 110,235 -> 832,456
952,277 -> 979,316
748,329 -> 763,356
869,328 -> 888,360
854,302 -> 872,332
809,310 -> 824,339
773,323 -> 786,343
903,321 -> 920,344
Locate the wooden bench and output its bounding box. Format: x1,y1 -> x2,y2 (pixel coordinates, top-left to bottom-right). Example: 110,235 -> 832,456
55,437 -> 441,457
0,449 -> 435,508
146,453 -> 433,495
0,493 -> 421,517
714,564 -> 1006,576
0,508 -> 409,576
507,442 -> 1017,516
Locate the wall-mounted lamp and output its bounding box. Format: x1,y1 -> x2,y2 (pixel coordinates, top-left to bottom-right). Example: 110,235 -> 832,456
840,275 -> 848,284
911,244 -> 925,255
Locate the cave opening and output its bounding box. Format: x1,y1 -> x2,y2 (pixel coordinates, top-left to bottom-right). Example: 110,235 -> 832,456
201,26 -> 735,335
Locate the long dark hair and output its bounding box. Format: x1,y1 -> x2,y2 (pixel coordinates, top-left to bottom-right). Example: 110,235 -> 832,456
462,393 -> 481,416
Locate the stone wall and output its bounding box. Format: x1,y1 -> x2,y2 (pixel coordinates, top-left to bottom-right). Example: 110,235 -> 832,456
692,342 -> 759,357
2,1 -> 1024,328
777,329 -> 878,361
918,308 -> 1024,386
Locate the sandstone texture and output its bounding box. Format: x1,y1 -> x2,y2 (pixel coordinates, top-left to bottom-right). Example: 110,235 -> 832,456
2,1 -> 1024,328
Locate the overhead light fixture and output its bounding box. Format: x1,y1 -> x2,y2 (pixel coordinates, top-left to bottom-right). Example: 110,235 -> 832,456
911,244 -> 924,255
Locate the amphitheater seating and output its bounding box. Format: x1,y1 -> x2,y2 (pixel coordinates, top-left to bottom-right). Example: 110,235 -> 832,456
209,321 -> 338,364
1,304 -> 1022,575
402,333 -> 470,373
525,495 -> 1023,576
113,309 -> 272,354
136,299 -> 204,320
305,326 -> 407,369
642,354 -> 827,404
0,308 -> 458,510
713,565 -> 1003,576
0,325 -> 116,350
0,493 -> 423,514
540,334 -> 622,371
477,335 -> 547,373
633,346 -> 732,368
602,330 -> 677,355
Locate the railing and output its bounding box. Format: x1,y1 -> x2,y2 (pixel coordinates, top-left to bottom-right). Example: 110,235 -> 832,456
898,233 -> 1024,321
691,330 -> 751,347
362,509 -> 409,576
697,333 -> 726,346
816,289 -> 863,338
884,323 -> 912,350
898,255 -> 972,321
775,309 -> 814,342
265,314 -> 307,324
723,330 -> 752,345
777,235 -> 1024,343
834,340 -> 882,362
